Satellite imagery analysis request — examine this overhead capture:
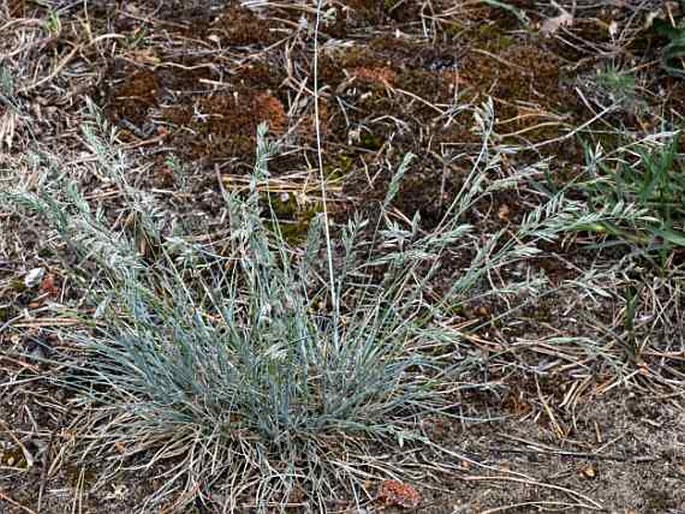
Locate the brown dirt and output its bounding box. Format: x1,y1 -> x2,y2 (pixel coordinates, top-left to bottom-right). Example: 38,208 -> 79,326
418,394 -> 685,513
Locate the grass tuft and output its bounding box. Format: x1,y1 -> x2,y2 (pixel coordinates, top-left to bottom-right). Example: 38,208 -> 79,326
1,104 -> 611,512
576,133 -> 685,257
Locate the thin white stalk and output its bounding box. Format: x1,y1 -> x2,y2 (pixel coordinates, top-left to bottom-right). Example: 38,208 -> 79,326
312,0 -> 339,348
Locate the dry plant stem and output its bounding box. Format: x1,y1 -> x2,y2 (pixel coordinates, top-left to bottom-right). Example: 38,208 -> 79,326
462,476 -> 602,510
480,500 -> 592,514
313,0 -> 339,345
488,445 -> 658,463
17,34 -> 125,94
530,104 -> 616,150
0,489 -> 38,514
0,420 -> 34,468
427,441 -> 532,481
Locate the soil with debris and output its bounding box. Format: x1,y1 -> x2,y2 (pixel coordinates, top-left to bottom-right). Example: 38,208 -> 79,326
1,1 -> 684,512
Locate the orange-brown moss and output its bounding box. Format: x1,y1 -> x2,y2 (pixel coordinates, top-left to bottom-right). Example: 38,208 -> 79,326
457,43 -> 581,145
7,0 -> 30,17
92,0 -> 621,208
155,61 -> 212,91
464,44 -> 562,106
395,68 -> 455,103
209,5 -> 276,46
234,61 -> 284,90
106,69 -> 160,124
350,66 -> 397,87
162,90 -> 286,162
345,0 -> 421,25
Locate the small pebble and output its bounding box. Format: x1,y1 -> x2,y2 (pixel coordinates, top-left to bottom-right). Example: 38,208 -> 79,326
24,268 -> 45,289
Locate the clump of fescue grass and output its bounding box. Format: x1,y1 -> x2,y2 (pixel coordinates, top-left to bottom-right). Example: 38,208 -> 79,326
2,101 -> 630,512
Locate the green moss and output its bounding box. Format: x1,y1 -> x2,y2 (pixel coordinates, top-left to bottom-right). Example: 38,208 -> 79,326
444,21 -> 465,37
491,317 -> 505,328
360,131 -> 383,150
596,66 -> 636,98
474,23 -> 514,50
0,306 -> 13,323
276,220 -> 312,245
9,278 -> 26,293
592,132 -> 628,155
530,304 -> 552,323
1,447 -> 27,468
37,247 -> 54,258
269,191 -> 298,218
263,192 -> 323,245
64,465 -> 98,488
324,152 -> 355,180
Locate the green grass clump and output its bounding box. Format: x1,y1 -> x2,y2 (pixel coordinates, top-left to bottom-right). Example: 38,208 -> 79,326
595,64 -> 639,107
576,133 -> 685,257
652,3 -> 685,77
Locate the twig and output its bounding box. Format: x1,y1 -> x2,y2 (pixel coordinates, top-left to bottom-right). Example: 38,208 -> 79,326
530,104 -> 616,150
0,420 -> 34,469
487,446 -> 659,462
479,500 -> 592,514
462,475 -> 602,510
17,34 -> 125,94
0,489 -> 38,514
